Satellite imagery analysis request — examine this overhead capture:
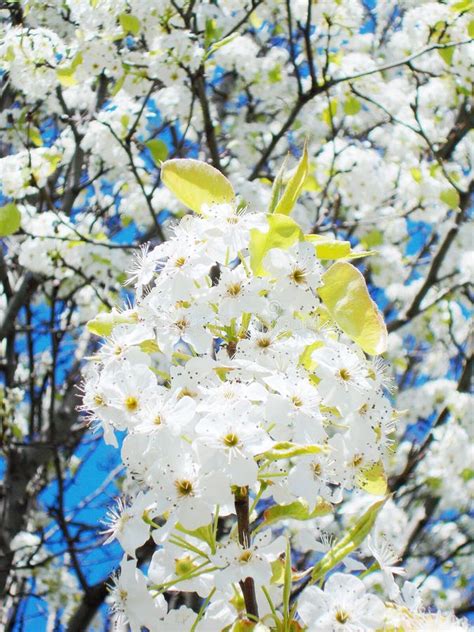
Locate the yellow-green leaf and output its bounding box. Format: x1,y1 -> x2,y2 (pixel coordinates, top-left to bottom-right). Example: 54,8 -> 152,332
28,127 -> 43,147
260,441 -> 326,461
410,167 -> 422,183
274,144 -> 309,216
0,203 -> 21,237
440,187 -> 460,209
305,235 -> 374,260
146,139 -> 169,164
344,96 -> 361,115
86,311 -> 137,337
356,460 -> 387,496
318,261 -> 387,355
249,214 -> 304,275
119,13 -> 141,36
160,158 -> 235,214
56,66 -> 77,87
268,155 -> 288,214
310,497 -> 387,583
437,46 -> 454,65
299,341 -> 324,372
262,499 -> 332,528
139,339 -> 160,354
205,32 -> 239,59
322,99 -> 338,126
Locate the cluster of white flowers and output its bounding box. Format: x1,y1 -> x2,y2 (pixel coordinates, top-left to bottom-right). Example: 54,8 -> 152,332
82,168 -> 440,630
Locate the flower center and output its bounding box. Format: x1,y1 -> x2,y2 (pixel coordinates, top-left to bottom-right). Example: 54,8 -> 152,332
154,413 -> 163,426
290,267 -> 306,284
93,393 -> 105,406
239,549 -> 253,564
222,432 -> 239,447
177,387 -> 197,399
358,402 -> 368,415
175,555 -> 196,576
311,462 -> 322,478
335,609 -> 350,624
256,336 -> 272,348
291,395 -> 303,407
226,282 -> 243,297
338,368 -> 351,382
175,479 -> 194,498
174,256 -> 187,267
350,454 -> 364,468
175,318 -> 189,332
124,396 -> 139,412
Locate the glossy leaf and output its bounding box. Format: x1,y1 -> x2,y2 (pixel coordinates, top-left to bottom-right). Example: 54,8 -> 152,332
318,261 -> 387,355
310,497 -> 387,583
274,144 -> 309,216
249,214 -> 304,275
262,499 -> 332,528
0,203 -> 21,237
161,159 -> 235,214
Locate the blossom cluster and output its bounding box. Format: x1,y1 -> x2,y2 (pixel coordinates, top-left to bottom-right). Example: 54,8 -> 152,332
82,165 -> 441,630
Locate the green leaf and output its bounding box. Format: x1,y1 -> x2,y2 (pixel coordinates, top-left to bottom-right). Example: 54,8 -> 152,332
56,66 -> 77,87
0,203 -> 21,237
160,158 -> 235,214
322,99 -> 338,125
205,32 -> 239,59
139,339 -> 160,354
310,497 -> 387,583
299,341 -> 324,372
268,155 -> 287,214
28,127 -> 43,147
451,0 -> 474,11
440,187 -> 460,209
410,167 -> 422,183
343,96 -> 361,115
468,20 -> 474,37
260,441 -> 326,461
274,144 -> 309,216
438,46 -> 454,65
318,261 -> 387,355
249,214 -> 304,275
361,230 -> 383,249
262,499 -> 332,528
305,235 -> 351,259
119,13 -> 141,36
305,235 -> 374,260
356,460 -> 387,496
86,310 -> 137,337
146,139 -> 169,164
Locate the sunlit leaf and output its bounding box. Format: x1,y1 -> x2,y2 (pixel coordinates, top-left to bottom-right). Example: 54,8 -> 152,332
146,139 -> 169,164
274,144 -> 309,216
344,96 -> 361,115
86,311 -> 137,336
161,159 -> 235,214
119,13 -> 141,35
249,214 -> 304,275
262,499 -> 332,528
0,203 -> 21,237
356,460 -> 387,496
440,187 -> 460,209
260,441 -> 326,461
318,261 -> 387,355
310,497 -> 387,583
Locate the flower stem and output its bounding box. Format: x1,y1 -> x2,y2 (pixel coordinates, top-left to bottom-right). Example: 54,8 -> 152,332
234,487 -> 259,620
